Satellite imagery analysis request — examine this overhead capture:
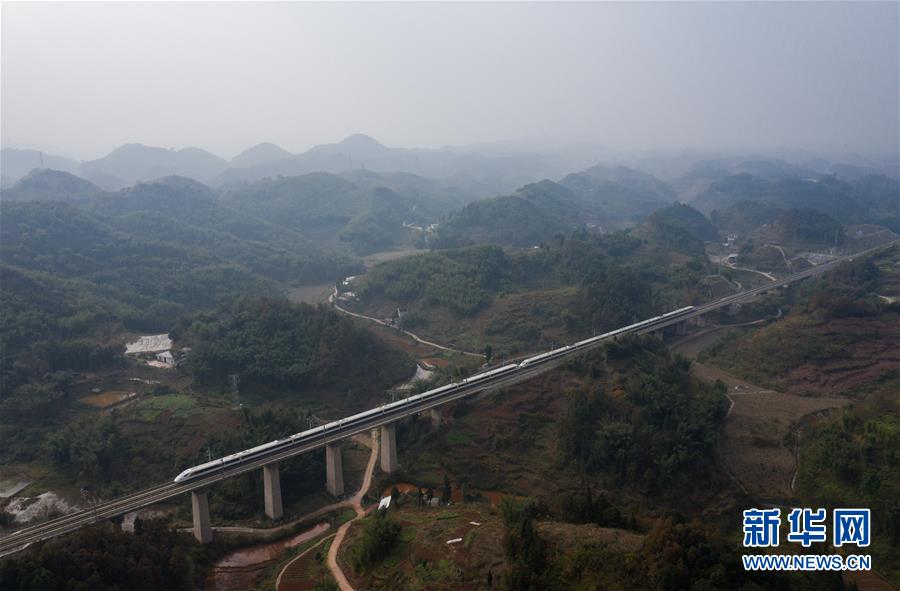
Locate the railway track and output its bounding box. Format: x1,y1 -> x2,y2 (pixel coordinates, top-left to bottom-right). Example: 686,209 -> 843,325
1,239 -> 895,557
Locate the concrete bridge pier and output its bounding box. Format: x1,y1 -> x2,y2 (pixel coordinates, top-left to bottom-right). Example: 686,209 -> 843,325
675,320 -> 687,337
191,489 -> 213,544
326,443 -> 344,497
263,462 -> 283,520
429,407 -> 441,427
380,423 -> 398,475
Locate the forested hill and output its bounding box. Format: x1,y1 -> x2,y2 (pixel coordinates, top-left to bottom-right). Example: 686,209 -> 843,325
0,199 -> 288,396
175,297 -> 414,395
636,202 -> 718,255
220,170 -> 482,255
711,201 -> 846,247
0,200 -> 281,314
0,168 -> 106,205
352,231 -> 717,353
690,172 -> 900,232
559,163 -> 675,223
432,165 -> 677,248
433,181 -> 581,248
3,168 -> 480,258
220,173 -> 414,255
78,143 -> 228,188
1,170 -> 360,283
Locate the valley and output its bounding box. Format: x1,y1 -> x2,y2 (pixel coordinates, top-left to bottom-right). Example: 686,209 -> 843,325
1,136 -> 898,591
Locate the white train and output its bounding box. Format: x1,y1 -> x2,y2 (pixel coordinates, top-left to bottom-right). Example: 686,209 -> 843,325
518,306 -> 695,367
174,306 -> 695,483
174,364 -> 520,483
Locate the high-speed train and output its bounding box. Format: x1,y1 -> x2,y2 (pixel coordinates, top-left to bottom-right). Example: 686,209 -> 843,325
174,364 -> 520,483
517,306 -> 694,367
174,306 -> 695,483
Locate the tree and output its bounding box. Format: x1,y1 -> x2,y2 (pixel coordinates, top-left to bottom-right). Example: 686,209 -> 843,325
442,474 -> 452,504
351,509 -> 401,572
500,499 -> 548,590
484,344 -> 493,364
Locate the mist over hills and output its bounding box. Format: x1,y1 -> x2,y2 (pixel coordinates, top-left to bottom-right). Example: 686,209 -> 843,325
4,141 -> 897,259
4,135 -> 897,209
2,134 -> 897,265
0,168 -> 107,206
0,149 -> 79,188
690,172 -> 900,232
0,170 -> 360,284
229,142 -> 294,168
2,134 -> 592,197
432,164 -> 679,248
77,144 -> 229,189
216,133 -> 590,195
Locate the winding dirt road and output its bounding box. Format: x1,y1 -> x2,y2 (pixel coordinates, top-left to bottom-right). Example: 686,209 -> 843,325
273,533 -> 336,591
325,428 -> 379,591
331,287 -> 484,358
271,429 -> 379,591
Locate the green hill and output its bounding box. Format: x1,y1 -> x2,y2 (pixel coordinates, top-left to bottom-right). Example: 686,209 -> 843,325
221,171 -> 480,254
2,171 -> 359,283
351,232 -> 716,354
433,165 -> 677,248
1,168 -> 107,205
434,180 -> 583,247
177,297 -> 414,398
637,202 -> 717,254
560,163 -> 675,226
692,173 -> 899,232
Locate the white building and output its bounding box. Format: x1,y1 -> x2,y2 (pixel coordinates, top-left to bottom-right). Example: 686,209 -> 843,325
155,351 -> 175,365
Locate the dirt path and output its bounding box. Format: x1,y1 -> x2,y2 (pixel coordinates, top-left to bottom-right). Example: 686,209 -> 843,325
274,533 -> 336,591
331,287 -> 484,358
727,263 -> 777,282
767,243 -> 792,273
265,429 -> 376,591
673,332 -> 849,501
325,429 -> 380,591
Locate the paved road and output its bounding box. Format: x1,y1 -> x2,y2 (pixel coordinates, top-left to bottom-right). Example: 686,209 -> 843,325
1,239 -> 895,558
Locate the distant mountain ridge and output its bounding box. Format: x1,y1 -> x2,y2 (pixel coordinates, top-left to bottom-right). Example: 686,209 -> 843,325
0,166 -> 479,258
0,169 -> 359,284
1,149 -> 80,188
4,139 -> 896,203
229,142 -> 293,168
78,143 -> 228,189
218,133 -> 577,195
690,172 -> 900,232
434,163 -> 679,247
2,134 -> 585,197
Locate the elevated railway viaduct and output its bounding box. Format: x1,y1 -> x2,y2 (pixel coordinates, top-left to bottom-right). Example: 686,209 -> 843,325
0,241 -> 894,556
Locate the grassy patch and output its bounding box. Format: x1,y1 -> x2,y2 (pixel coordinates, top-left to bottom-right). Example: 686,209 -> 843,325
443,429 -> 474,446
127,393 -> 197,422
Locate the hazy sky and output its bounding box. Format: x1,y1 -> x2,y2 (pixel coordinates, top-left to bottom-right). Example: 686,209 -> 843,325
2,2 -> 898,160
